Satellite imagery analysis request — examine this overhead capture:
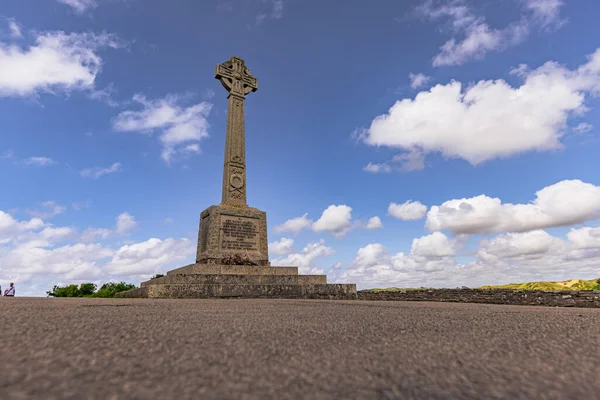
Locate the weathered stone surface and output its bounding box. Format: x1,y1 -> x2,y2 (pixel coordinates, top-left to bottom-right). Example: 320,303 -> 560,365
141,273 -> 327,287
195,204 -> 269,266
358,289 -> 600,308
215,56 -> 257,207
167,264 -> 299,276
117,283 -> 357,300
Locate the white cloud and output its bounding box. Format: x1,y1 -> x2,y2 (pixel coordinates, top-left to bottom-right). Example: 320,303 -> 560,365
80,227 -> 112,242
106,238 -> 194,276
566,226 -> 600,249
272,239 -> 333,274
25,201 -> 66,219
312,205 -> 353,238
364,150 -> 425,173
115,212 -> 137,235
56,0 -> 98,14
7,19 -> 22,38
256,0 -> 284,25
363,162 -> 391,173
0,210 -> 44,243
573,122 -> 593,134
269,237 -> 294,255
80,162 -> 121,179
409,73 -> 430,89
524,0 -> 564,28
388,200 -> 428,221
427,180 -> 600,235
113,94 -> 212,163
24,157 -> 55,166
0,208 -> 196,294
0,30 -> 120,97
366,216 -> 383,229
338,232 -> 458,287
418,0 -> 562,67
361,48 -> 600,166
275,213 -> 312,234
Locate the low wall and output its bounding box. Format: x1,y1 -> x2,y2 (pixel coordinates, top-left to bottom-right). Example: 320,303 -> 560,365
358,289 -> 600,308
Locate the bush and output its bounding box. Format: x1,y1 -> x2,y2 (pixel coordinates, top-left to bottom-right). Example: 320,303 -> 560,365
151,274 -> 164,279
92,282 -> 136,298
47,282 -> 136,298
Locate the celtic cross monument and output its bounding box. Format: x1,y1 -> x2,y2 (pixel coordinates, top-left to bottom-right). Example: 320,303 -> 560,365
116,56 -> 357,299
194,56 -> 269,266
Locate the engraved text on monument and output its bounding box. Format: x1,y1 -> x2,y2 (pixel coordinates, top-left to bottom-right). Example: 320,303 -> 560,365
220,216 -> 259,252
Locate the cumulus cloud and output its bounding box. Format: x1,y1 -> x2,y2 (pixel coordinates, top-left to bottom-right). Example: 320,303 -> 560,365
361,48 -> 600,166
105,238 -> 194,276
113,94 -> 212,163
0,209 -> 196,295
388,201 -> 427,221
269,237 -> 294,255
80,162 -> 121,179
336,223 -> 600,290
81,212 -> 137,241
426,180 -> 600,234
418,0 -> 562,67
275,213 -> 312,234
115,212 -> 137,235
338,232 -> 458,288
0,210 -> 44,243
409,73 -> 431,89
0,30 -> 120,97
312,205 -> 354,238
271,239 -> 333,274
363,162 -> 391,173
366,216 -> 383,229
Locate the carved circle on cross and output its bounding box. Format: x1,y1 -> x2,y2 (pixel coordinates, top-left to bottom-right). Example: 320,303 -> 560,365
230,174 -> 244,189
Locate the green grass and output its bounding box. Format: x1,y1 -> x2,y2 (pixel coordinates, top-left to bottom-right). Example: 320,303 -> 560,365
480,278 -> 600,291
365,278 -> 600,292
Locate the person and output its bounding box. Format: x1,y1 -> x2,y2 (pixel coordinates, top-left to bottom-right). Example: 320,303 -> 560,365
4,283 -> 15,297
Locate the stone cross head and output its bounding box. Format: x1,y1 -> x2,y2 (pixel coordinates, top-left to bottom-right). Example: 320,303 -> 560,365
215,56 -> 258,98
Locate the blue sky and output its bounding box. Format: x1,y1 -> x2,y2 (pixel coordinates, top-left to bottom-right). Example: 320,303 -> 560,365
1,0 -> 600,295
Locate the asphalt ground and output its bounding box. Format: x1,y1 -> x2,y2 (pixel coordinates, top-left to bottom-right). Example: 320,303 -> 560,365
1,298 -> 599,400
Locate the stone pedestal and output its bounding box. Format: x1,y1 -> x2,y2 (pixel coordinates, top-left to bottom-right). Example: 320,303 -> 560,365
195,204 -> 269,266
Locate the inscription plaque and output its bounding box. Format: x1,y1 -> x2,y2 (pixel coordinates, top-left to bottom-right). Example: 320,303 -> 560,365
220,216 -> 259,252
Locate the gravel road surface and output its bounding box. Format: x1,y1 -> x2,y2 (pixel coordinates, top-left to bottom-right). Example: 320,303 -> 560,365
1,298 -> 598,400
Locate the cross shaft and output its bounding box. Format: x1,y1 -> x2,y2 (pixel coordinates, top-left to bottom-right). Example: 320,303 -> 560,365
214,56 -> 258,206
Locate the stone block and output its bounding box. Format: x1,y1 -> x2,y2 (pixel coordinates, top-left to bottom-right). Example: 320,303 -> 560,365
195,204 -> 269,266
140,274 -> 327,287
166,263 -> 298,276
117,283 -> 357,300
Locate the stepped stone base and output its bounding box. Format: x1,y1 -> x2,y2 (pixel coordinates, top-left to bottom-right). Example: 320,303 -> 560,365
116,263 -> 357,300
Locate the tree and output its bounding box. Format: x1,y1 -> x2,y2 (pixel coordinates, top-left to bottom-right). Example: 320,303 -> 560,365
47,282 -> 136,298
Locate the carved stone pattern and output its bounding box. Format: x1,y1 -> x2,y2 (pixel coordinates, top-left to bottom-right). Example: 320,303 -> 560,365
230,190 -> 244,199
230,167 -> 244,175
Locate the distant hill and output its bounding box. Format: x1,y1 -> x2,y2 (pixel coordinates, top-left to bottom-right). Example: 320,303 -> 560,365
481,278 -> 600,291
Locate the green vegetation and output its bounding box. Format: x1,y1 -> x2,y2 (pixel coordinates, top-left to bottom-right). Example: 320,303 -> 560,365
481,278 -> 600,291
150,274 -> 164,279
47,282 -> 137,298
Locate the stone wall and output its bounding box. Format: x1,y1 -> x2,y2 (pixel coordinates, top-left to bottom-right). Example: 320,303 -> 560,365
358,289 -> 600,308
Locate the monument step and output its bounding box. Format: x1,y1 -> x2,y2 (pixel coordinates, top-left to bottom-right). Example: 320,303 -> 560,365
167,263 -> 299,276
141,274 -> 326,287
116,283 -> 357,300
